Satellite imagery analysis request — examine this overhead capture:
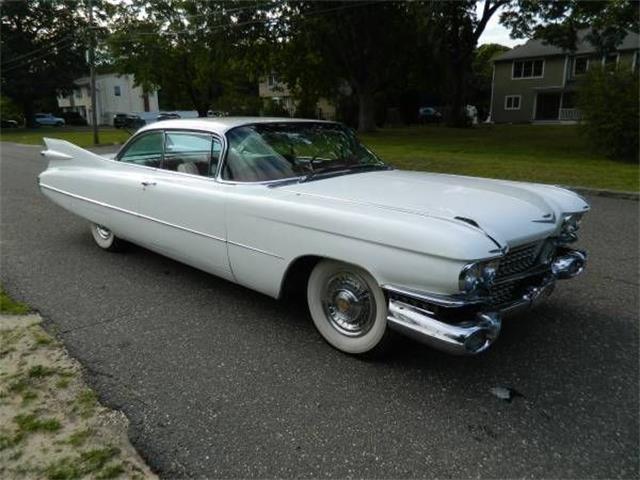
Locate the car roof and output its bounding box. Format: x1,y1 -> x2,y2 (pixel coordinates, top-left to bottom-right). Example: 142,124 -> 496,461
137,116 -> 339,135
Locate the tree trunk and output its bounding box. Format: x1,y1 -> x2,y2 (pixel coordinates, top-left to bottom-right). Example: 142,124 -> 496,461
23,99 -> 36,128
196,106 -> 209,117
357,91 -> 376,132
446,54 -> 472,128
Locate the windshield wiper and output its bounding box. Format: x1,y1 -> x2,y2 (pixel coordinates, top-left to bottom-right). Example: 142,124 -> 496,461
299,163 -> 391,183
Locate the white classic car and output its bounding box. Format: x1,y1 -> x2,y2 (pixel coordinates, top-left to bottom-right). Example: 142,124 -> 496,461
39,117 -> 589,356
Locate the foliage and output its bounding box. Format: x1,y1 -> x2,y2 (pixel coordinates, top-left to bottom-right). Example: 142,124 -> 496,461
577,68 -> 639,162
108,0 -> 271,116
0,287 -> 30,315
421,0 -> 508,127
274,1 -> 419,131
0,96 -> 24,124
501,1 -> 639,52
469,43 -> 510,118
0,1 -> 102,126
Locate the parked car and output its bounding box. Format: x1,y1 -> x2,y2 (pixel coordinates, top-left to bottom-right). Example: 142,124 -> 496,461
38,118 -> 589,356
125,112 -> 161,130
157,112 -> 181,121
61,111 -> 87,126
418,107 -> 442,123
35,113 -> 65,127
113,113 -> 129,129
1,119 -> 19,128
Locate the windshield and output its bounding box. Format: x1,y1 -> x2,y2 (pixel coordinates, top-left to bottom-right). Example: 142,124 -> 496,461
222,122 -> 385,182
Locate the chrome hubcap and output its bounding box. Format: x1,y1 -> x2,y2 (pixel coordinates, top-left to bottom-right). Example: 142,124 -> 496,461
322,272 -> 375,337
95,225 -> 112,240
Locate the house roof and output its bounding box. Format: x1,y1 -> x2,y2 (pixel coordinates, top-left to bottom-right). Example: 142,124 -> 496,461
494,29 -> 640,62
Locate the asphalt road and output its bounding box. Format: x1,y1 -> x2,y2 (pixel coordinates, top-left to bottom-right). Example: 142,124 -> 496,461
1,141 -> 638,479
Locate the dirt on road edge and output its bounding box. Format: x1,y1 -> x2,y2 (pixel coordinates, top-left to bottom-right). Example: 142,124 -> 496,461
0,314 -> 157,479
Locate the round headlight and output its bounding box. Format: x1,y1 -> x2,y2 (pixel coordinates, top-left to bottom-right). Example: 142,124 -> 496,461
562,213 -> 583,234
459,263 -> 482,293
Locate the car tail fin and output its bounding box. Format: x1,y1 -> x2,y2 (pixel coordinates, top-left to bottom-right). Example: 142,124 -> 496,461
41,138 -> 111,168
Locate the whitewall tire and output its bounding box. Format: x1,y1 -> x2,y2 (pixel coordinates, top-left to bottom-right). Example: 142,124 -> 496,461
90,223 -> 124,252
307,259 -> 390,355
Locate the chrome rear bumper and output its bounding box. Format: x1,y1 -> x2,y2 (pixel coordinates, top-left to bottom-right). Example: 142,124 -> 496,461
385,248 -> 586,355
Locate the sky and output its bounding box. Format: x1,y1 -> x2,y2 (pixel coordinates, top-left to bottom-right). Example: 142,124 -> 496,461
477,2 -> 524,48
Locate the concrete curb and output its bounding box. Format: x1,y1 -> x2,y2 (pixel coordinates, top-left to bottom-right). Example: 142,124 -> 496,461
568,186 -> 639,201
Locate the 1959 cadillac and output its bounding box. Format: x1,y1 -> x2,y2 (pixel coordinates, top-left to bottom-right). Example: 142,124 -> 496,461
39,118 -> 589,356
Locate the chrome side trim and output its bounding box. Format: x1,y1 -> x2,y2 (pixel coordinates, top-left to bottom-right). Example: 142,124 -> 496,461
41,183 -> 283,259
40,183 -> 226,243
227,240 -> 284,259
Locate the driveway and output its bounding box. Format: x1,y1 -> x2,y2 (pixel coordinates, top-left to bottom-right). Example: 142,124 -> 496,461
1,142 -> 638,478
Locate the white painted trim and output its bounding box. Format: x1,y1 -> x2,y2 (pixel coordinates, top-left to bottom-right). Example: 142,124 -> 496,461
488,64 -> 496,122
572,56 -> 590,77
601,52 -> 620,67
562,55 -> 569,86
504,95 -> 521,110
511,58 -> 545,80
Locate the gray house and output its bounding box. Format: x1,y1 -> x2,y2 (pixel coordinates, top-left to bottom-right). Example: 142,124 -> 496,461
489,30 -> 639,123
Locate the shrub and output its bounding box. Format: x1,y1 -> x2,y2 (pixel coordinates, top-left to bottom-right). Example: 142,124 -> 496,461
577,67 -> 639,161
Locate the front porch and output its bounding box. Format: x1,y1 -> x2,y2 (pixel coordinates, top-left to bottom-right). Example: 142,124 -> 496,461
533,90 -> 582,124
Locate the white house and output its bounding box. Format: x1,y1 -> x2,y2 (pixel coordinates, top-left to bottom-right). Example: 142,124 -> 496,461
258,74 -> 337,120
57,73 -> 159,126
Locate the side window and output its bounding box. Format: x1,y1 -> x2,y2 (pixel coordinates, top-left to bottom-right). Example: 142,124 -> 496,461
119,132 -> 163,167
163,131 -> 220,177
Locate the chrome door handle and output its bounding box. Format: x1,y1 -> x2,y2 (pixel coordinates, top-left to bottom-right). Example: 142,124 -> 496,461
141,181 -> 157,187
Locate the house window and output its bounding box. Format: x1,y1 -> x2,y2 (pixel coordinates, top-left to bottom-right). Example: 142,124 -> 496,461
603,53 -> 619,69
267,74 -> 278,87
74,88 -> 82,99
513,59 -> 544,79
573,56 -> 589,76
114,85 -> 121,96
504,95 -> 521,110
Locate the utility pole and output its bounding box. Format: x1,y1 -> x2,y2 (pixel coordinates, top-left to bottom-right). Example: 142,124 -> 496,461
88,0 -> 99,145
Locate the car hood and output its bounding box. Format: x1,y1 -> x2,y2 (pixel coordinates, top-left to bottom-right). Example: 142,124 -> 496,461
280,169 -> 589,248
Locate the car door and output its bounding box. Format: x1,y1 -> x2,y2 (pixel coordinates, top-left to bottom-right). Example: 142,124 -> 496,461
134,129 -> 233,280
91,130 -> 166,240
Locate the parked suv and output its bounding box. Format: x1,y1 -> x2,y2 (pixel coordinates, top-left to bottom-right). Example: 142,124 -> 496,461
35,113 -> 65,127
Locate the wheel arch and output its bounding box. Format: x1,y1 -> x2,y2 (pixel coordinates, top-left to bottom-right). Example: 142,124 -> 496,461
277,254 -> 384,300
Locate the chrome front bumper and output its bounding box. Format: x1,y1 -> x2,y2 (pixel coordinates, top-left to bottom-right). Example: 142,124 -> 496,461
385,249 -> 587,355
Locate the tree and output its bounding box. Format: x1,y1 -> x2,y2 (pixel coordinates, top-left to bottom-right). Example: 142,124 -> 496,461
108,0 -> 270,117
0,1 -> 91,126
424,0 -> 509,127
274,1 -> 418,132
469,43 -> 510,119
577,67 -> 638,161
501,0 -> 639,52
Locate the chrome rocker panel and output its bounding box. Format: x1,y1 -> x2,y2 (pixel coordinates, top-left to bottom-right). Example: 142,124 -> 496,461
385,249 -> 587,355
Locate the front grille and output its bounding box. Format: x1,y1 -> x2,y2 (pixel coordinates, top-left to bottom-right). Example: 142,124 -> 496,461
488,282 -> 519,306
489,241 -> 544,306
496,242 -> 541,279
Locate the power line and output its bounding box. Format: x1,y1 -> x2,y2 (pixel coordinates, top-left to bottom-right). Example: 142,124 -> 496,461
1,38 -> 78,74
116,1 -> 377,38
1,35 -> 76,68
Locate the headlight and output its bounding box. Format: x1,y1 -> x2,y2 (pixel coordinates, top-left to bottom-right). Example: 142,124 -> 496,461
459,260 -> 500,294
559,213 -> 583,243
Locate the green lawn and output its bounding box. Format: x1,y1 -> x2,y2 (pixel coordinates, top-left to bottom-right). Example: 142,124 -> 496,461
0,126 -> 130,147
1,123 -> 637,191
361,124 -> 639,192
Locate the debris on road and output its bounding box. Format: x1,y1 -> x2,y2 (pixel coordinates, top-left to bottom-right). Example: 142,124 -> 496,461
490,386 -> 525,402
